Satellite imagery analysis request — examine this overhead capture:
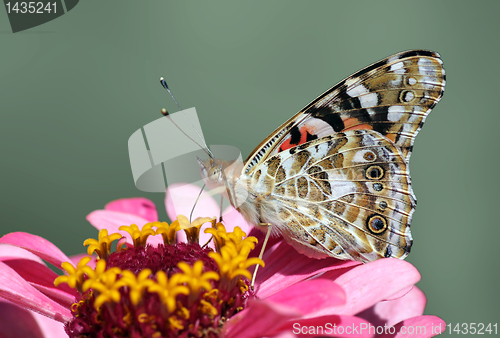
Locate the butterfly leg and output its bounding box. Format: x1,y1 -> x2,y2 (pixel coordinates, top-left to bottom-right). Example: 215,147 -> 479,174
251,223 -> 273,290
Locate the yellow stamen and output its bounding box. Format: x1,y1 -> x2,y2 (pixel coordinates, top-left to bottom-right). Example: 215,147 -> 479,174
177,261 -> 219,300
118,223 -> 156,247
176,303 -> 190,319
176,215 -> 215,243
168,316 -> 184,330
205,224 -> 258,257
84,267 -> 125,310
81,259 -> 121,292
83,229 -> 122,260
204,222 -> 227,252
54,256 -> 92,293
154,221 -> 180,245
119,269 -> 154,305
138,313 -> 150,323
147,271 -> 189,312
209,246 -> 264,285
199,299 -> 218,317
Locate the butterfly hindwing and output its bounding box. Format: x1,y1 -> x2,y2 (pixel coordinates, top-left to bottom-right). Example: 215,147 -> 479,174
248,129 -> 415,262
244,50 -> 445,174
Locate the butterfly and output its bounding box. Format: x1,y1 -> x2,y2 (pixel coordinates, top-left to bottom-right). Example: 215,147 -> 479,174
198,50 -> 445,263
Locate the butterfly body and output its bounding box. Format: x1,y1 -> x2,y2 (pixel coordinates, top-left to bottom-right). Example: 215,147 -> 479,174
199,50 -> 445,263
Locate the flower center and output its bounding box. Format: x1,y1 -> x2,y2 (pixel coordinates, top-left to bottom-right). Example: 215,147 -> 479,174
55,217 -> 263,338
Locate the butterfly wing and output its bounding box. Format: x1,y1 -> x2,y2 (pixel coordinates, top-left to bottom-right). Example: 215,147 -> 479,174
249,129 -> 414,262
244,50 -> 445,174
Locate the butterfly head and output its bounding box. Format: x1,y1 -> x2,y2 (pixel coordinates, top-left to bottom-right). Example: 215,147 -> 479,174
197,157 -> 229,191
197,156 -> 248,208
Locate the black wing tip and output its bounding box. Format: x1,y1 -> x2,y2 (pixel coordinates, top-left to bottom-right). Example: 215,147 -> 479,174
392,49 -> 442,59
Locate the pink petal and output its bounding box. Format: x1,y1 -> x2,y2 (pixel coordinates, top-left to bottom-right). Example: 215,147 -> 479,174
280,315 -> 375,338
377,315 -> 446,338
105,197 -> 158,222
32,285 -> 76,308
0,300 -> 67,338
221,206 -> 255,235
0,262 -> 71,322
223,299 -> 300,338
0,233 -> 71,269
165,183 -> 219,222
145,235 -> 164,247
254,241 -> 360,298
0,244 -> 45,264
0,247 -> 77,305
31,311 -> 68,338
2,258 -> 78,301
357,287 -> 426,328
273,333 -> 297,338
266,279 -> 345,314
384,285 -> 413,301
308,259 -> 421,317
247,228 -> 284,259
86,210 -> 152,246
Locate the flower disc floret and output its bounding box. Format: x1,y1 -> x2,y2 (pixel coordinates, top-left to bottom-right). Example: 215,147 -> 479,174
119,223 -> 156,247
177,261 -> 219,300
147,271 -> 190,312
54,256 -> 92,293
119,269 -> 154,305
175,215 -> 215,243
154,221 -> 180,245
209,245 -> 264,289
83,229 -> 122,260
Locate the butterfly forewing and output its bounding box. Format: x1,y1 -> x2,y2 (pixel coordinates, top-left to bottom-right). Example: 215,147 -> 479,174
244,50 -> 445,175
201,50 -> 446,263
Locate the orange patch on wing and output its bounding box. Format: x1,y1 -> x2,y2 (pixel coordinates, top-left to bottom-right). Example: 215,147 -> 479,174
342,117 -> 373,131
385,133 -> 397,142
279,125 -> 312,152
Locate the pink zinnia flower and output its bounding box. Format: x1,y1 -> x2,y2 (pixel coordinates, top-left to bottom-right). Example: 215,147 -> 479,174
0,184 -> 444,337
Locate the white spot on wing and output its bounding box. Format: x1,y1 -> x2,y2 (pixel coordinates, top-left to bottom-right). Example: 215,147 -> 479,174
404,91 -> 415,102
387,106 -> 406,122
346,84 -> 369,97
359,93 -> 378,108
388,55 -> 401,63
315,142 -> 329,157
390,62 -> 404,71
417,58 -> 433,66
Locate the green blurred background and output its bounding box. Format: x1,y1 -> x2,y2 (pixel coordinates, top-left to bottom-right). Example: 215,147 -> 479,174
1,1 -> 498,335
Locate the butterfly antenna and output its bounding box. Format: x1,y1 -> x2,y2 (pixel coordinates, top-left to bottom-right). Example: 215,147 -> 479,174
160,77 -> 214,159
251,224 -> 273,290
189,184 -> 206,223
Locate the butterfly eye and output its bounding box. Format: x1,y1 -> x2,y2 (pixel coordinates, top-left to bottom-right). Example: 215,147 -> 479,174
209,167 -> 222,180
